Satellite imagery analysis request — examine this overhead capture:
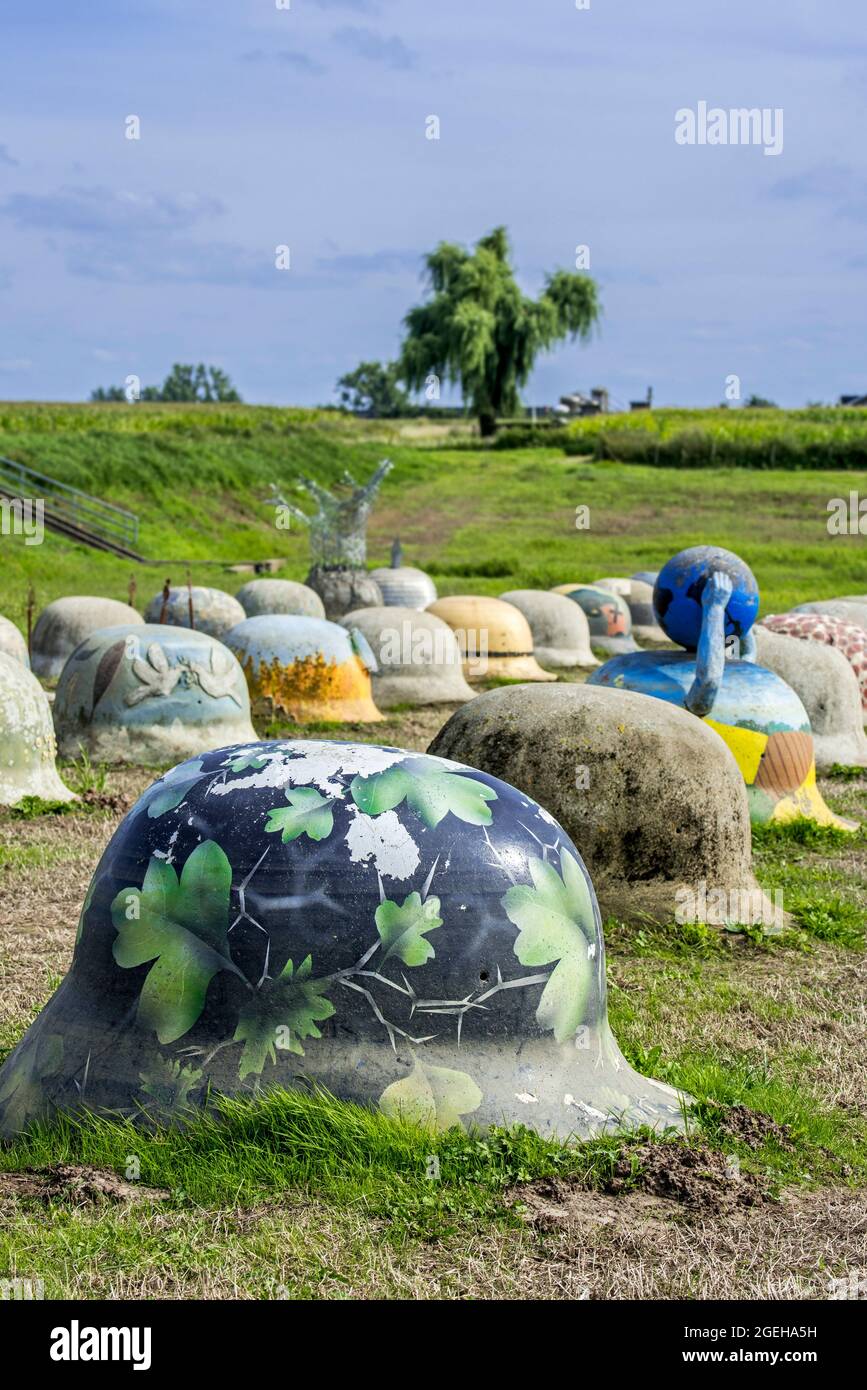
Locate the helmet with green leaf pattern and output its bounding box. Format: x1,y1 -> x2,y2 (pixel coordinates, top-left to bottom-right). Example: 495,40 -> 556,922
0,741 -> 685,1140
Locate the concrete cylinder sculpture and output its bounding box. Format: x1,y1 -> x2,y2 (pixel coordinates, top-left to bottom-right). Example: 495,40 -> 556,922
53,625 -> 257,764
235,579 -> 325,620
552,585 -> 639,655
31,596 -> 143,679
760,612 -> 867,715
144,586 -> 245,639
498,590 -> 599,668
339,607 -> 475,707
427,596 -> 556,682
588,545 -> 856,831
0,739 -> 686,1140
225,615 -> 383,722
0,615 -> 30,667
0,652 -> 75,806
753,627 -> 867,771
429,682 -> 781,930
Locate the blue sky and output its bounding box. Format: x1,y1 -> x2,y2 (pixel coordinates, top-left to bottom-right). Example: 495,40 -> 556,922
1,0 -> 865,408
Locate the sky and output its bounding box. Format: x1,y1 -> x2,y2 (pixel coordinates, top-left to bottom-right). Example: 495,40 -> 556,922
1,0 -> 866,409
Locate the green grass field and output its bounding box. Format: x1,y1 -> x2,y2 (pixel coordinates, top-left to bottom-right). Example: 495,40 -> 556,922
0,404 -> 864,624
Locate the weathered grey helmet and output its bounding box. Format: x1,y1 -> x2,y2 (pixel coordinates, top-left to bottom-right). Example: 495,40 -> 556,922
235,579 -> 325,620
499,590 -> 598,668
31,597 -> 143,679
0,614 -> 29,667
0,652 -> 75,806
53,625 -> 257,764
340,607 -> 475,707
369,564 -> 437,610
0,741 -> 685,1140
144,586 -> 245,639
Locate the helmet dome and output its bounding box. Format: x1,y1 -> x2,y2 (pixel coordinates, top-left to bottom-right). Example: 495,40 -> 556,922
53,624 -> 257,764
31,596 -> 143,679
225,615 -> 383,722
0,652 -> 75,806
0,741 -> 684,1140
144,586 -> 245,639
235,579 -> 325,621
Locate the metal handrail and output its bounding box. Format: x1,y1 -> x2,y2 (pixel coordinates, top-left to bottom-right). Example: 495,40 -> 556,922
0,456 -> 139,547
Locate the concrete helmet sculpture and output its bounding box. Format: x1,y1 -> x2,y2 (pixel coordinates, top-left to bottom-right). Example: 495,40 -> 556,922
753,627 -> 867,772
760,612 -> 867,715
427,596 -> 556,681
594,577 -> 667,644
589,545 -> 856,830
369,540 -> 438,611
790,598 -> 867,632
0,652 -> 75,806
551,585 -> 639,655
270,462 -> 390,619
235,579 -> 325,620
225,615 -> 382,722
339,607 -> 474,707
31,596 -> 143,679
498,590 -> 598,668
53,625 -> 257,764
0,740 -> 685,1139
0,614 -> 30,667
144,584 -> 245,639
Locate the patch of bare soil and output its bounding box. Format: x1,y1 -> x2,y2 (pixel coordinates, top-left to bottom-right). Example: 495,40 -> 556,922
467,1183 -> 867,1300
0,1164 -> 167,1205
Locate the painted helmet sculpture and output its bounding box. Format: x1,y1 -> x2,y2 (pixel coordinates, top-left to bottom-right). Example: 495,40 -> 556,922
0,652 -> 75,806
0,614 -> 30,667
144,586 -> 245,640
427,596 -> 556,681
339,607 -> 474,707
551,585 -> 638,655
761,612 -> 867,714
235,579 -> 325,621
791,599 -> 867,633
589,546 -> 855,830
0,741 -> 685,1140
368,561 -> 437,611
31,597 -> 143,679
53,625 -> 257,764
593,577 -> 668,644
225,615 -> 382,722
498,590 -> 598,668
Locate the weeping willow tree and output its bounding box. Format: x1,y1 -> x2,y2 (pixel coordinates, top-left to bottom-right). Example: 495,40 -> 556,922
398,227 -> 601,436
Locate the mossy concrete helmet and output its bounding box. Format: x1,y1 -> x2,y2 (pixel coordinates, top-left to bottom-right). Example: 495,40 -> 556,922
31,597 -> 143,679
144,586 -> 245,639
0,614 -> 30,667
0,741 -> 685,1139
225,615 -> 383,722
427,596 -> 557,681
235,580 -> 325,620
53,625 -> 257,764
551,585 -> 639,656
0,652 -> 75,806
340,607 -> 475,707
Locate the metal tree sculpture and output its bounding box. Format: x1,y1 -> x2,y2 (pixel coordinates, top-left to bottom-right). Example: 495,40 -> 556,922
268,459 -> 393,570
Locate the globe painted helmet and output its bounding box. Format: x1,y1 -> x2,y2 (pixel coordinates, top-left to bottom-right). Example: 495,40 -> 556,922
653,545 -> 759,651
0,741 -> 684,1140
